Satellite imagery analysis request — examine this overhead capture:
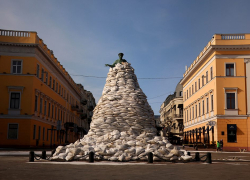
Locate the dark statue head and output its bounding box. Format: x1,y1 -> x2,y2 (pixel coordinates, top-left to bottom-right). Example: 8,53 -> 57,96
118,53 -> 124,59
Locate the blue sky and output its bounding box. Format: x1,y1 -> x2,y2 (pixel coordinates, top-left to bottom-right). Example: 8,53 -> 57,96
1,0 -> 250,115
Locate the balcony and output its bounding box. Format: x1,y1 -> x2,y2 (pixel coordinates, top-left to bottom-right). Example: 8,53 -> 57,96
87,117 -> 92,123
64,122 -> 75,128
174,114 -> 183,119
80,113 -> 87,120
81,99 -> 87,106
88,105 -> 94,111
71,105 -> 79,111
77,109 -> 84,114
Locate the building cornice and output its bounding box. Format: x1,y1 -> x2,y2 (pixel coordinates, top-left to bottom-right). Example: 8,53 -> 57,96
0,42 -> 38,47
180,44 -> 250,86
0,43 -> 81,100
184,115 -> 248,129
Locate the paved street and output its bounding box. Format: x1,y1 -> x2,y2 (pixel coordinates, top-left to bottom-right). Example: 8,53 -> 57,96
1,149 -> 250,180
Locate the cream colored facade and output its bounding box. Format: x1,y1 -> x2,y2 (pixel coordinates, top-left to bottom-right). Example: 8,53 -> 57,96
180,34 -> 250,151
159,82 -> 183,142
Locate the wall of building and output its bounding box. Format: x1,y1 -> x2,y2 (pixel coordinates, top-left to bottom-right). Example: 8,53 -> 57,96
0,29 -> 95,148
181,34 -> 250,150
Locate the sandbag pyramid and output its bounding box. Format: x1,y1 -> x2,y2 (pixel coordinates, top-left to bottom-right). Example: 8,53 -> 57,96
52,61 -> 191,161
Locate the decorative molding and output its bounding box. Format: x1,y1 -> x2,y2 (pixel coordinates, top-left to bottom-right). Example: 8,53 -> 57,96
0,114 -> 33,119
184,114 -> 248,129
7,86 -> 24,93
244,58 -> 250,63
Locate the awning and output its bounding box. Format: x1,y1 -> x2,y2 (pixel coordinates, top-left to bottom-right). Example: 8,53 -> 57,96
227,124 -> 237,130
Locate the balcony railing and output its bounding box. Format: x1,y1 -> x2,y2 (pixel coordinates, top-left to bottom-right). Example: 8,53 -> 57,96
174,114 -> 183,118
81,99 -> 87,106
71,105 -> 79,111
77,109 -> 84,114
0,29 -> 31,37
80,113 -> 87,120
221,34 -> 245,40
88,105 -> 94,111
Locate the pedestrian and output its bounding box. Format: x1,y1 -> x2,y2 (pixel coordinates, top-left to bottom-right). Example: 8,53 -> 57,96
220,139 -> 223,151
216,141 -> 220,152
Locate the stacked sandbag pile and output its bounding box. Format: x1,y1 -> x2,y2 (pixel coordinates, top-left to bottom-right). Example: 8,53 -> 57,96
52,62 -> 192,162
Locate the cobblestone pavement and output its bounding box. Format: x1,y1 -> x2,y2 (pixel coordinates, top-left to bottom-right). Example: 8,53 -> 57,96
1,149 -> 250,180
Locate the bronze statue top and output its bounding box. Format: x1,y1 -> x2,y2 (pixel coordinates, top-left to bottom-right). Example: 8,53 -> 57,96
105,53 -> 127,68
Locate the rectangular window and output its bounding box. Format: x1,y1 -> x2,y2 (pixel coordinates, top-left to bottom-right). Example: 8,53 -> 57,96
53,79 -> 55,90
33,125 -> 36,140
227,124 -> 237,142
62,88 -> 63,96
44,101 -> 47,116
198,79 -> 200,89
226,93 -> 235,109
202,100 -> 204,115
192,85 -> 194,94
38,126 -> 41,140
195,82 -> 197,92
189,87 -> 191,97
45,72 -> 48,85
187,110 -> 188,122
59,85 -> 61,94
56,83 -> 58,92
55,107 -> 57,120
35,95 -> 38,111
48,103 -> 51,117
37,64 -> 40,78
12,60 -> 22,74
58,109 -> 60,120
199,103 -> 201,116
10,92 -> 20,109
211,95 -> 214,111
187,90 -> 188,99
41,68 -> 44,81
206,97 -> 209,113
192,106 -> 194,119
210,67 -> 213,80
40,98 -> 43,114
195,105 -> 197,118
206,71 -> 208,83
47,129 -> 49,141
202,75 -> 204,86
226,64 -> 235,76
52,105 -> 54,119
49,76 -> 52,87
43,127 -> 45,141
8,124 -> 18,139
189,108 -> 191,121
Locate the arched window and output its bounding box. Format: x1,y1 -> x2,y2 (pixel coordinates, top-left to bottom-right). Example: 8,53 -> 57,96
180,91 -> 183,97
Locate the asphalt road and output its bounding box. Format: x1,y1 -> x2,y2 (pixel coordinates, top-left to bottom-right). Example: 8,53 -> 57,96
1,151 -> 250,180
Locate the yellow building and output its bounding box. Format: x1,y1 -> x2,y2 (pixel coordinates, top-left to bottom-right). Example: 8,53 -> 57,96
0,29 -> 95,148
180,34 -> 250,151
